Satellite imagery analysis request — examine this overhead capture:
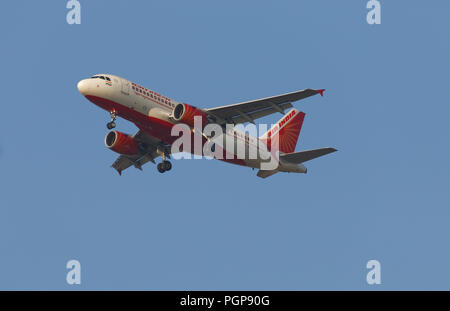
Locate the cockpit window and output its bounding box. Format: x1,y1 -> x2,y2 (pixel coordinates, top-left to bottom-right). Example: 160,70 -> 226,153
105,77 -> 111,81
90,75 -> 107,80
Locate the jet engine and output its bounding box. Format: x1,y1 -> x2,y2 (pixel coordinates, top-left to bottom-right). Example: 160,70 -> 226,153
172,103 -> 207,127
104,131 -> 139,155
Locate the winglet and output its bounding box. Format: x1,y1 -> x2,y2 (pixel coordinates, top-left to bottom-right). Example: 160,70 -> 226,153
317,89 -> 325,97
117,169 -> 122,176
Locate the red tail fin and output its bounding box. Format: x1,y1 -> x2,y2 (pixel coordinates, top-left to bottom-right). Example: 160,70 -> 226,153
259,109 -> 305,153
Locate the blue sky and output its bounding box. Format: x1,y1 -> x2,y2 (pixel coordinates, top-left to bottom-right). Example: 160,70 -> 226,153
0,0 -> 449,290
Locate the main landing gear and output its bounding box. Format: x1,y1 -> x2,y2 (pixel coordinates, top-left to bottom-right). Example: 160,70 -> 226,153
157,160 -> 172,173
156,147 -> 172,173
107,110 -> 117,129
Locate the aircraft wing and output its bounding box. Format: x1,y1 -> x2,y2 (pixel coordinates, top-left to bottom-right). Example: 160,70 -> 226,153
204,89 -> 324,125
111,130 -> 169,175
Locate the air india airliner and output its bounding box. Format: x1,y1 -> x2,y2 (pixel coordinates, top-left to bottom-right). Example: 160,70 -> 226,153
77,74 -> 336,178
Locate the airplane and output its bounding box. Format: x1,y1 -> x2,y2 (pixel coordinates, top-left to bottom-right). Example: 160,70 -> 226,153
77,74 -> 337,178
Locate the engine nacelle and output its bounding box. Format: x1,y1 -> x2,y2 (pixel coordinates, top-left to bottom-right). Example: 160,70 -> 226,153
104,131 -> 139,155
172,103 -> 207,128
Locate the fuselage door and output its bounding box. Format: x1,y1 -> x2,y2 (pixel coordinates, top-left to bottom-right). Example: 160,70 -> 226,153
121,79 -> 130,95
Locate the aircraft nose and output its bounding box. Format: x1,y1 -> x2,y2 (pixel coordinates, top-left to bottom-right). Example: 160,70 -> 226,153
77,79 -> 89,95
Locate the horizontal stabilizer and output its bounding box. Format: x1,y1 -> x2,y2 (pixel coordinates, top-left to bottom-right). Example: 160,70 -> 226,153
257,170 -> 279,179
280,147 -> 337,164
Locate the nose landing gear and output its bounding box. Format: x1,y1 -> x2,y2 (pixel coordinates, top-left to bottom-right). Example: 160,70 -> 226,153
106,121 -> 116,130
107,110 -> 117,129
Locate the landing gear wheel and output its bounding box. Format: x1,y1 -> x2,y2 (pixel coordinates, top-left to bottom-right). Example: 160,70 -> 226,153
107,121 -> 116,130
107,110 -> 117,129
157,163 -> 165,173
163,160 -> 172,171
